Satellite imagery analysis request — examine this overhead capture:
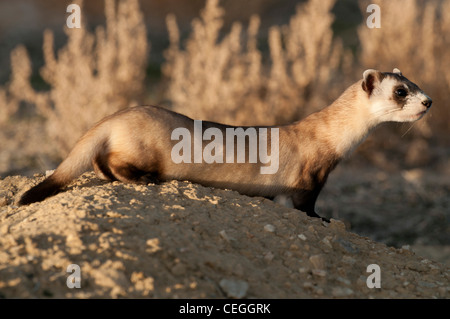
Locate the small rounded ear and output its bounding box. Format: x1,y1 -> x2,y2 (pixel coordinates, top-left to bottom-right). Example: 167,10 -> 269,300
362,69 -> 383,96
393,68 -> 402,76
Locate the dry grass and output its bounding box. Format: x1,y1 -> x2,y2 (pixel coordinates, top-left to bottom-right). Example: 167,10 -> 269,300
266,0 -> 353,122
163,0 -> 267,125
163,0 -> 350,126
0,0 -> 148,155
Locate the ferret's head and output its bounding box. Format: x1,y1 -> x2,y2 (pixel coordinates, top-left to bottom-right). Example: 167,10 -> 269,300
361,68 -> 432,123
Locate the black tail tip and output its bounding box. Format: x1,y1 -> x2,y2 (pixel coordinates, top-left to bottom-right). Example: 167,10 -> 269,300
18,178 -> 63,205
18,189 -> 45,205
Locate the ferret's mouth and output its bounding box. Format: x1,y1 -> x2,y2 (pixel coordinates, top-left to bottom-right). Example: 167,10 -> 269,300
417,110 -> 428,117
413,110 -> 428,119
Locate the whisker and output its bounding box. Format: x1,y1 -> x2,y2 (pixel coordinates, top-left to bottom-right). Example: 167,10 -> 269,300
401,122 -> 417,138
370,108 -> 402,121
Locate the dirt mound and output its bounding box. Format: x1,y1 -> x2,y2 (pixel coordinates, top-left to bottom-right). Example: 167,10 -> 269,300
0,172 -> 448,298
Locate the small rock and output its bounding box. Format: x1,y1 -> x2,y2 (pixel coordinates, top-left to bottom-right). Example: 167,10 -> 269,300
329,219 -> 346,231
309,254 -> 325,270
298,267 -> 308,273
303,282 -> 313,289
321,236 -> 333,249
219,230 -> 231,242
264,224 -> 275,233
146,238 -> 161,253
0,224 -> 9,235
298,234 -> 307,241
0,197 -> 8,207
307,225 -> 316,234
315,287 -> 324,295
336,238 -> 359,254
45,170 -> 55,177
263,251 -> 274,262
418,281 -> 437,288
219,279 -> 249,299
336,277 -> 351,286
311,269 -> 327,277
332,287 -> 354,297
76,209 -> 87,218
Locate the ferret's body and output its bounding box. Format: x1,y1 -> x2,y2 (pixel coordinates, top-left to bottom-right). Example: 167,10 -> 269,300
19,69 -> 432,221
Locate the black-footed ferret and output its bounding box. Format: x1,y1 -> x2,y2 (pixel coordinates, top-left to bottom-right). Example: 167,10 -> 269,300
18,69 -> 432,221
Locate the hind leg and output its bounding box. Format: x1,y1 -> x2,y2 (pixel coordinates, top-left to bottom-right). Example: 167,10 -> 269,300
93,159 -> 114,181
111,163 -> 160,184
107,152 -> 161,185
93,151 -> 117,181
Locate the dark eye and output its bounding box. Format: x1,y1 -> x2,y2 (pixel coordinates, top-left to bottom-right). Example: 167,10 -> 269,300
395,88 -> 407,97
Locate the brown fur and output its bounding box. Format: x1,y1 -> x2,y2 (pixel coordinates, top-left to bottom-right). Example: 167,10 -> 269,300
18,69 -> 431,221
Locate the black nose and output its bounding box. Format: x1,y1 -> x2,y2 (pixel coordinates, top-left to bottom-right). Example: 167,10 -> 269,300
422,98 -> 432,108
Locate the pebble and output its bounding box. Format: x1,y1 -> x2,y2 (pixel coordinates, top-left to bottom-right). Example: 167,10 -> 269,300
329,219 -> 346,231
321,236 -> 333,249
311,269 -> 327,277
219,230 -> 231,242
332,287 -> 354,297
298,234 -> 307,241
336,239 -> 359,254
0,197 -> 8,207
45,170 -> 55,177
309,254 -> 325,270
298,267 -> 308,273
315,287 -> 324,295
76,209 -> 87,218
146,238 -> 161,253
0,224 -> 9,235
263,251 -> 274,262
418,281 -> 437,288
219,279 -> 249,299
336,276 -> 351,286
264,224 -> 275,233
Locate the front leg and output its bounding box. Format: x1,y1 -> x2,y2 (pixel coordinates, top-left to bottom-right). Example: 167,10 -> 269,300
292,189 -> 330,223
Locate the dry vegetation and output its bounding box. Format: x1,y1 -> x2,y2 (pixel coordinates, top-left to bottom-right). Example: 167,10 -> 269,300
0,0 -> 449,162
0,0 -> 148,155
163,0 -> 350,125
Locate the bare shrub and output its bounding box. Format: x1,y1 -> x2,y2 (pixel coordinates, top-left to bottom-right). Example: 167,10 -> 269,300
0,45 -> 31,123
163,0 -> 266,125
267,0 -> 349,122
163,0 -> 349,126
1,0 -> 148,156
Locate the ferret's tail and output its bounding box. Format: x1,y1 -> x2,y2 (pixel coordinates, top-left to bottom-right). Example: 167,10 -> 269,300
18,126 -> 108,205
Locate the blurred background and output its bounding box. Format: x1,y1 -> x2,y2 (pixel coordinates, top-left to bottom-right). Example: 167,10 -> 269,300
0,0 -> 448,263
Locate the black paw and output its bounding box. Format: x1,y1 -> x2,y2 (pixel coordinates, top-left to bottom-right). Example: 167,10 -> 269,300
321,216 -> 330,223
